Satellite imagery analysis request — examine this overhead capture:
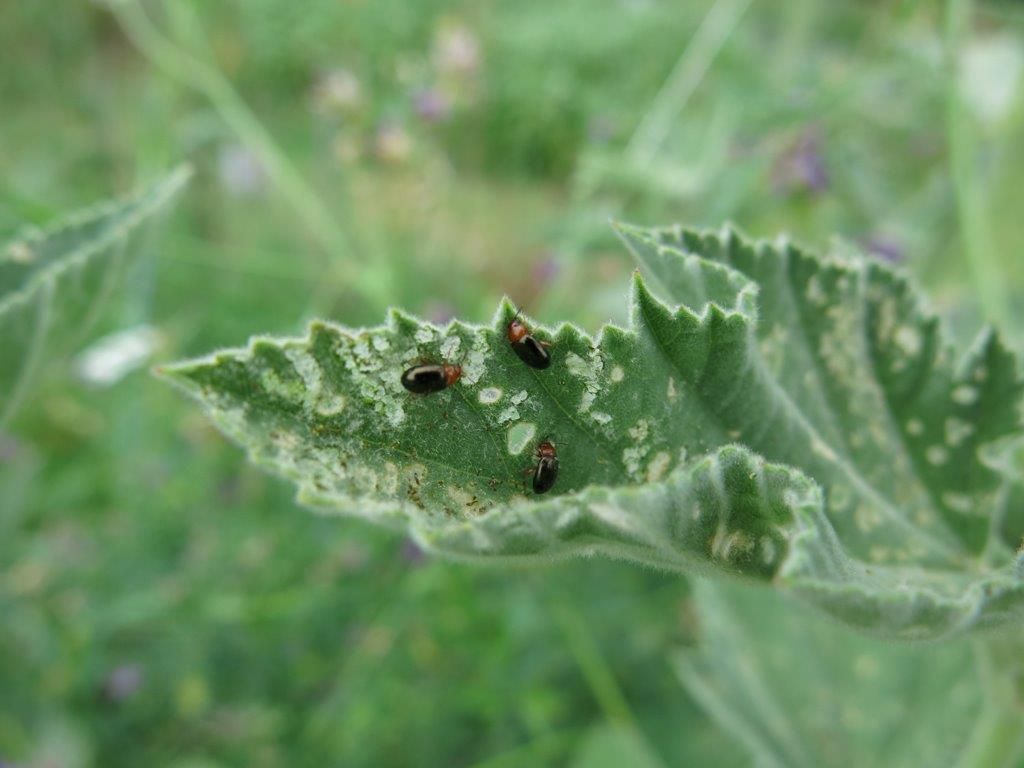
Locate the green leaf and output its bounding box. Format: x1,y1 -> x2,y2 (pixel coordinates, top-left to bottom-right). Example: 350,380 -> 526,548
675,580 -> 981,768
162,223 -> 1024,639
619,224 -> 1024,637
0,166 -> 191,424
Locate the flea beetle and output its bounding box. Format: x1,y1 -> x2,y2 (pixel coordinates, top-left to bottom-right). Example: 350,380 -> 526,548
401,363 -> 461,394
532,440 -> 559,494
507,311 -> 551,370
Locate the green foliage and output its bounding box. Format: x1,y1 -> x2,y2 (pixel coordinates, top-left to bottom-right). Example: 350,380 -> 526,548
4,2 -> 1024,765
676,581 -> 982,768
0,167 -> 190,424
163,224 -> 1024,640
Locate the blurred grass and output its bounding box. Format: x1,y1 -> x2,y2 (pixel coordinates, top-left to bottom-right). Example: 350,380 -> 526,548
1,0 -> 1022,765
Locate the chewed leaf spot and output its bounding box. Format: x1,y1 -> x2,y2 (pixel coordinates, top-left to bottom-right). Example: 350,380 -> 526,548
944,418 -> 973,447
338,334 -> 406,426
893,325 -> 922,356
926,446 -> 949,465
461,335 -> 488,386
285,347 -> 347,416
317,394 -> 346,416
478,387 -> 503,404
270,429 -> 300,453
506,422 -> 536,455
942,493 -> 974,514
646,451 -> 671,482
497,406 -> 520,424
440,335 -> 461,359
380,462 -> 400,496
261,369 -> 301,400
760,535 -> 778,566
610,365 -> 625,383
447,485 -> 477,512
565,352 -> 588,377
952,385 -> 978,406
511,390 -> 528,405
285,348 -> 322,391
565,349 -> 603,413
628,419 -> 650,442
622,419 -> 652,480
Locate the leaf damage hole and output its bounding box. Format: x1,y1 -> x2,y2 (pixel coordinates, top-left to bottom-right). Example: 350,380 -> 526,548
507,422 -> 536,455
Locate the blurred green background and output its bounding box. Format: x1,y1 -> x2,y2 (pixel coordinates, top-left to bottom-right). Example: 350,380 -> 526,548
1,1 -> 1023,766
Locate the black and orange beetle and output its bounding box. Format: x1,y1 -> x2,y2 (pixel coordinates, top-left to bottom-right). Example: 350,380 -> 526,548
532,439 -> 559,494
400,363 -> 462,394
507,311 -> 551,370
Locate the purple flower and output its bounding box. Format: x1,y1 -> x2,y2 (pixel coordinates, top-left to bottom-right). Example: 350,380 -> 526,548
424,301 -> 457,325
217,144 -> 266,197
531,254 -> 561,287
862,234 -> 905,263
401,538 -> 427,565
413,88 -> 453,123
587,116 -> 618,144
0,433 -> 18,462
103,663 -> 144,702
772,128 -> 829,195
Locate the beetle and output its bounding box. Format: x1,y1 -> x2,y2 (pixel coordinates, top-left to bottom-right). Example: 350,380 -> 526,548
507,310 -> 551,370
400,363 -> 462,394
532,439 -> 559,494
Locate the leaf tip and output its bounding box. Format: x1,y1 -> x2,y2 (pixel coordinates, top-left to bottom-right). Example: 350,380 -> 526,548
611,220 -> 652,254
151,360 -> 202,397
387,307 -> 421,334
143,163 -> 194,209
491,296 -> 519,328
608,218 -> 635,236
629,268 -> 656,305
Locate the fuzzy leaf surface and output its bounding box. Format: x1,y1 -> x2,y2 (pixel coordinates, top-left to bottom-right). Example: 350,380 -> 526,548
620,224 -> 1024,637
163,223 -> 1024,639
0,167 -> 190,423
676,581 -> 981,768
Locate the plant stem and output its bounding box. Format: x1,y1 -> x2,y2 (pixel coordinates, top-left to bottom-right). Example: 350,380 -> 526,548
545,590 -> 669,768
108,1 -> 391,313
542,0 -> 750,318
944,0 -> 1012,332
625,0 -> 754,168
